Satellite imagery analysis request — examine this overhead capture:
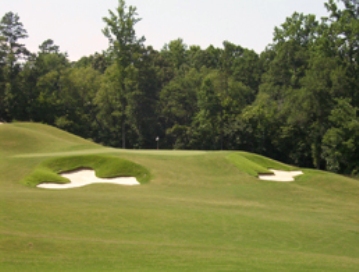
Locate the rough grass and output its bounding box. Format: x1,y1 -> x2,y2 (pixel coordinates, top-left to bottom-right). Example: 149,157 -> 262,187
22,155 -> 151,187
1,122 -> 359,271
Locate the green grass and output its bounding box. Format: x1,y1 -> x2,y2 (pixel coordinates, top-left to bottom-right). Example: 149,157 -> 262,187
22,155 -> 151,187
0,122 -> 100,157
1,122 -> 359,271
226,151 -> 297,177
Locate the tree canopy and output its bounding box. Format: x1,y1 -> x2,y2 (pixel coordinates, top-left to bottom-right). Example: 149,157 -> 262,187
2,0 -> 359,175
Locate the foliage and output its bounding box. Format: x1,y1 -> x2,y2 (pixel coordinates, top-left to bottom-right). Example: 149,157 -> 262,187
102,0 -> 145,148
0,12 -> 29,121
2,0 -> 359,174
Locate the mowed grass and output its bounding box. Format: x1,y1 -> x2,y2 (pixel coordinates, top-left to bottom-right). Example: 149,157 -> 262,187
0,122 -> 100,157
1,122 -> 359,271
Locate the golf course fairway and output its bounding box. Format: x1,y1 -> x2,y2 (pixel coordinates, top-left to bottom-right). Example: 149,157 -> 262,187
1,122 -> 359,271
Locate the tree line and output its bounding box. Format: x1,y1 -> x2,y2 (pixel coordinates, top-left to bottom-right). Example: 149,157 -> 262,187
1,0 -> 359,175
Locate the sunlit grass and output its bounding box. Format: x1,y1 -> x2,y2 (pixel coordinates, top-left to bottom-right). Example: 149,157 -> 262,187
1,122 -> 359,271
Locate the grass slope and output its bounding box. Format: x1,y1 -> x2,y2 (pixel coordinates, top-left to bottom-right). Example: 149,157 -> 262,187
0,122 -> 100,156
1,122 -> 359,271
226,152 -> 296,177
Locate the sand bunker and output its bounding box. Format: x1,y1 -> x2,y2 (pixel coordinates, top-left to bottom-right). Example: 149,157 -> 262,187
258,169 -> 303,182
37,169 -> 140,189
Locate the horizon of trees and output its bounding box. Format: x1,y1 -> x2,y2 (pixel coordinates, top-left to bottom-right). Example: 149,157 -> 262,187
1,0 -> 359,175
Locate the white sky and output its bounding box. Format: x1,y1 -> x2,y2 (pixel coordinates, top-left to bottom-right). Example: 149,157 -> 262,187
1,0 -> 331,61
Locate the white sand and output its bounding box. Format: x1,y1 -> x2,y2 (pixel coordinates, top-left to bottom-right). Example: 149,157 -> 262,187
37,169 -> 140,189
258,169 -> 303,182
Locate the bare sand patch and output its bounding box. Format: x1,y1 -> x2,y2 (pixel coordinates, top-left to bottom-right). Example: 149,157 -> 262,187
258,169 -> 303,182
37,169 -> 140,189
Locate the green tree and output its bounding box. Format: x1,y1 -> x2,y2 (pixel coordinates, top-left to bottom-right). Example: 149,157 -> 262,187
95,64 -> 123,147
193,75 -> 221,149
102,0 -> 145,148
126,46 -> 162,148
161,38 -> 188,71
0,12 -> 29,120
31,40 -> 69,124
237,93 -> 280,157
322,98 -> 359,173
324,0 -> 359,105
159,68 -> 202,148
74,51 -> 110,74
39,39 -> 59,54
56,66 -> 102,140
254,12 -> 324,167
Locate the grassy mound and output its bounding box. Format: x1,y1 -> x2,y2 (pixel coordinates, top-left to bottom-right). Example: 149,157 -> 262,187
22,155 -> 151,187
227,151 -> 297,177
0,122 -> 99,156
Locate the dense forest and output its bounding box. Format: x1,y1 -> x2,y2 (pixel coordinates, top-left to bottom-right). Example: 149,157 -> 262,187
1,0 -> 359,175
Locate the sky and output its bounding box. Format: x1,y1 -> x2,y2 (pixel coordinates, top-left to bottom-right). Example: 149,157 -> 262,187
1,0 -> 331,61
